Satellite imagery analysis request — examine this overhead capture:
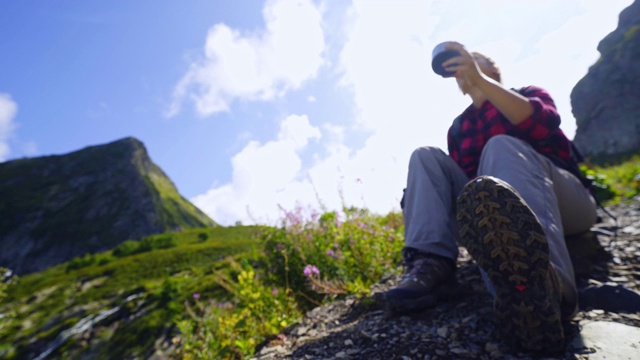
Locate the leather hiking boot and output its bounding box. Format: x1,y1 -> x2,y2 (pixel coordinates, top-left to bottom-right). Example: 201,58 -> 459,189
456,176 -> 565,353
384,248 -> 457,314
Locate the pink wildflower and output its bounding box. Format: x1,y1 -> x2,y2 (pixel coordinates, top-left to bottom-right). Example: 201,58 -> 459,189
193,293 -> 200,299
310,209 -> 320,222
303,264 -> 320,277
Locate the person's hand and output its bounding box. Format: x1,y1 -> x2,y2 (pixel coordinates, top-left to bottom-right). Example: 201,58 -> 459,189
441,42 -> 484,88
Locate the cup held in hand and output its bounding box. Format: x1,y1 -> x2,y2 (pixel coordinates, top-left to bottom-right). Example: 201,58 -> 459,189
431,42 -> 460,77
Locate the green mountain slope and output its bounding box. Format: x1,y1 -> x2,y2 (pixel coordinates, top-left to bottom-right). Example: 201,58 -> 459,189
0,137 -> 216,274
0,225 -> 261,359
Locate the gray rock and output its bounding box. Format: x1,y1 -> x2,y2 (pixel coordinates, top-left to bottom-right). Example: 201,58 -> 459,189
436,326 -> 448,338
571,0 -> 640,161
571,321 -> 640,359
622,225 -> 640,236
334,351 -> 349,359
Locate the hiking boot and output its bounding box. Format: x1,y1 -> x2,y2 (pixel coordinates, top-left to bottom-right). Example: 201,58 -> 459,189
384,248 -> 457,314
455,176 -> 565,353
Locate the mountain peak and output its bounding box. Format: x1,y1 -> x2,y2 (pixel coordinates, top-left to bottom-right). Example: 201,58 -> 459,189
0,137 -> 216,274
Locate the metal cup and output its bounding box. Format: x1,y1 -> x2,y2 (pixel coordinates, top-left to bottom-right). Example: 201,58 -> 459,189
431,42 -> 460,77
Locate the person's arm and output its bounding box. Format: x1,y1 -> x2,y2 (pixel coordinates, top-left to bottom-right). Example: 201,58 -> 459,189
471,77 -> 534,125
442,42 -> 534,125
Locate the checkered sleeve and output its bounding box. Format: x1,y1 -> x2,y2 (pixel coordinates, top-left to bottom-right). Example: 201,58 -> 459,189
514,86 -> 561,140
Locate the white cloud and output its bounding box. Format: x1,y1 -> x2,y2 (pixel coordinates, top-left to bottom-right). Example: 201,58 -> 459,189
279,113 -> 321,148
499,0 -> 634,138
191,114 -> 321,225
0,93 -> 18,161
167,0 -> 325,117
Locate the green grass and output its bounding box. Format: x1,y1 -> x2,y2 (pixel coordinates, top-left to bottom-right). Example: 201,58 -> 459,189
177,207 -> 405,359
0,225 -> 261,359
102,308 -> 171,359
586,155 -> 640,203
144,162 -> 217,230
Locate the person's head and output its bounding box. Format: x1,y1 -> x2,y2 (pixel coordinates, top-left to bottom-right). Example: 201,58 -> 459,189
472,52 -> 501,83
456,52 -> 502,94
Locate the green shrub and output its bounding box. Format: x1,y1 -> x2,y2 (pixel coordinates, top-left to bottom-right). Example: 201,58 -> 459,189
112,235 -> 177,258
97,256 -> 113,266
65,254 -> 96,272
154,235 -> 177,249
112,240 -> 139,257
177,261 -> 299,360
177,205 -> 405,359
581,165 -> 618,203
261,206 -> 404,308
581,156 -> 640,203
197,233 -> 209,242
156,278 -> 180,305
154,278 -> 182,316
137,237 -> 154,253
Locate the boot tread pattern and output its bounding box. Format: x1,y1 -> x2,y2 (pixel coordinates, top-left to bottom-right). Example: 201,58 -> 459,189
456,176 -> 564,352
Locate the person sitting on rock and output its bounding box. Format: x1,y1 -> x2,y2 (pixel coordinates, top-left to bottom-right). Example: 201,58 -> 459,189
384,41 -> 598,352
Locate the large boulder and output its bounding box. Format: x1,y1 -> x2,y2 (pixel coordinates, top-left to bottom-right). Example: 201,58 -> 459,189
571,0 -> 640,163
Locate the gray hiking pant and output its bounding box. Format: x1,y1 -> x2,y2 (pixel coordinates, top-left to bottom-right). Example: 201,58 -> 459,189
403,135 -> 597,300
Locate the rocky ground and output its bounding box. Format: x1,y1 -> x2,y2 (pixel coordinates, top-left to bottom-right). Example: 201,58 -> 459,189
253,199 -> 640,360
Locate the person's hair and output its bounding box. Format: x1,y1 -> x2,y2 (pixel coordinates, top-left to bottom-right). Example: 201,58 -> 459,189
472,52 -> 502,83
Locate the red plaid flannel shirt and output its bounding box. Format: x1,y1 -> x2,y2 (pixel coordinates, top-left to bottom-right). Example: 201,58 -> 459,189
447,86 -> 572,178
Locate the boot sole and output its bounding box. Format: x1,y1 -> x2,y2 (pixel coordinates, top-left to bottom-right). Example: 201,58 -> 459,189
456,176 -> 564,352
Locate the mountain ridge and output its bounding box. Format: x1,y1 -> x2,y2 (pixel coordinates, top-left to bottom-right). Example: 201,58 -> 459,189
0,136 -> 216,274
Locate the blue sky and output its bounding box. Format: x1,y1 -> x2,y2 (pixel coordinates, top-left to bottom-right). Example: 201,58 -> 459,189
0,0 -> 633,225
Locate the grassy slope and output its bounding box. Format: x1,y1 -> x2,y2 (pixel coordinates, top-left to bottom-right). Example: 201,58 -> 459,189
591,155 -> 640,202
145,162 -> 217,230
0,225 -> 262,359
